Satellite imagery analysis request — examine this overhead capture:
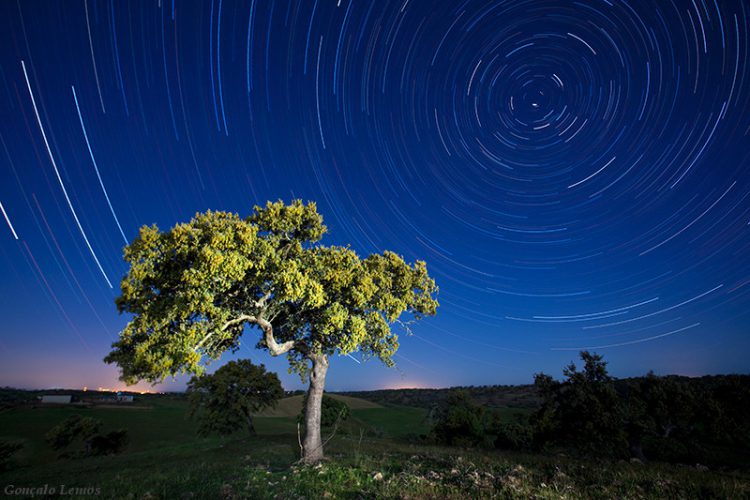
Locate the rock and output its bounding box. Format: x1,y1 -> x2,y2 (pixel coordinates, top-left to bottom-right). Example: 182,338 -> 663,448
220,484 -> 236,499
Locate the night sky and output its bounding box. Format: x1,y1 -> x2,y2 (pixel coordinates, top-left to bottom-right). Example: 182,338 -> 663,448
1,0 -> 749,392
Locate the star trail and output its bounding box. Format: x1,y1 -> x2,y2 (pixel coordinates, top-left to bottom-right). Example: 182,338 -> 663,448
0,0 -> 749,391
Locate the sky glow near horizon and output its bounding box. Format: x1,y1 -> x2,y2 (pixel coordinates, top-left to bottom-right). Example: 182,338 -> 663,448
0,0 -> 749,392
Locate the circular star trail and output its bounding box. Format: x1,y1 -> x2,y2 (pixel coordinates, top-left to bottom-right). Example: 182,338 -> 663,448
0,0 -> 749,389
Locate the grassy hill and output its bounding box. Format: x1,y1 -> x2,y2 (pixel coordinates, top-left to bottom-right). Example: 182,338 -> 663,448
340,385 -> 540,409
256,393 -> 381,417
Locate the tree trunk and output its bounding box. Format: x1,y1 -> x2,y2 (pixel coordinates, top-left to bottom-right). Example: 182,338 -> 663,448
245,412 -> 257,436
302,354 -> 328,464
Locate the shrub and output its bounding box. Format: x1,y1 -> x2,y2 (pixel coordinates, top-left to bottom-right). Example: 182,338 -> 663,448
45,415 -> 128,457
45,415 -> 101,453
90,430 -> 129,456
492,421 -> 532,450
0,440 -> 23,471
430,390 -> 487,447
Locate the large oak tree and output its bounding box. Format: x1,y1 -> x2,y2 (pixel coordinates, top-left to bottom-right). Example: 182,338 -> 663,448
105,200 -> 438,463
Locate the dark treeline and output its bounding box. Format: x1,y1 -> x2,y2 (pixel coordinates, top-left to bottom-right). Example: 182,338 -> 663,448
340,385 -> 539,409
427,352 -> 750,468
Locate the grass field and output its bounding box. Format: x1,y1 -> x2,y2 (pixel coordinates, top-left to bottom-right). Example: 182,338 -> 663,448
256,393 -> 382,418
1,395 -> 749,499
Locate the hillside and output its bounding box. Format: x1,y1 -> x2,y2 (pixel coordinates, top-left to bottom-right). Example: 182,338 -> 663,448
255,393 -> 381,417
339,384 -> 539,409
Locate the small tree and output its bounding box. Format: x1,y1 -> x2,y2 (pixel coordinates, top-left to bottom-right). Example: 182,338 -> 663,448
105,200 -> 438,463
532,351 -> 626,456
187,359 -> 283,436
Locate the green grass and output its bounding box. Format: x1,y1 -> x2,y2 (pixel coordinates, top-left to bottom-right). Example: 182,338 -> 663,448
487,406 -> 533,424
0,398 -> 199,466
1,397 -> 748,499
350,405 -> 430,438
257,393 -> 381,418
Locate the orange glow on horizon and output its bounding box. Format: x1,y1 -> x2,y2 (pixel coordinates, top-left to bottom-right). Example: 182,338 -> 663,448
382,381 -> 431,390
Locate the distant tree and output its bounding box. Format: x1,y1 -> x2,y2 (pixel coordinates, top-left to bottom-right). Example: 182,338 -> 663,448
532,351 -> 626,456
105,200 -> 438,463
187,359 -> 283,436
298,394 -> 350,429
430,390 -> 487,447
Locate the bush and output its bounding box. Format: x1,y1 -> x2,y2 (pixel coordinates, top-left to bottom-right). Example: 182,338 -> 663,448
430,390 -> 487,447
0,440 -> 23,471
45,415 -> 127,457
90,430 -> 129,456
45,415 -> 101,452
492,421 -> 532,451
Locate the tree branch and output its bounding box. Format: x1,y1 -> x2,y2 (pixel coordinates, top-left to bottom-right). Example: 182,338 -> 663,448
256,315 -> 296,356
217,313 -> 296,357
253,289 -> 273,309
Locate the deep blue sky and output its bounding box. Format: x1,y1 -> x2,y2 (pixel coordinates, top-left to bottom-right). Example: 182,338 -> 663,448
1,0 -> 749,392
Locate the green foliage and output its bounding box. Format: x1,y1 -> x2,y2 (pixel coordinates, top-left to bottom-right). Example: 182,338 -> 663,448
490,420 -> 533,451
532,351 -> 627,457
531,353 -> 750,464
105,200 -> 438,383
0,440 -> 23,471
45,415 -> 102,451
620,372 -> 750,463
44,415 -> 128,458
430,390 -> 487,447
187,359 -> 283,436
298,394 -> 350,428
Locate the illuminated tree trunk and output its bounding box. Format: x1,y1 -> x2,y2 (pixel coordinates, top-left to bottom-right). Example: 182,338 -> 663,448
302,354 -> 328,464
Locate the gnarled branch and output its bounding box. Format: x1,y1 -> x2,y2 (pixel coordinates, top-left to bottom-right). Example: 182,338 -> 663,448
218,314 -> 295,356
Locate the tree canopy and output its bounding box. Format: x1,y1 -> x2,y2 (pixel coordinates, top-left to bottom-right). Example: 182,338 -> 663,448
532,351 -> 625,456
187,359 -> 283,436
105,200 -> 439,383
